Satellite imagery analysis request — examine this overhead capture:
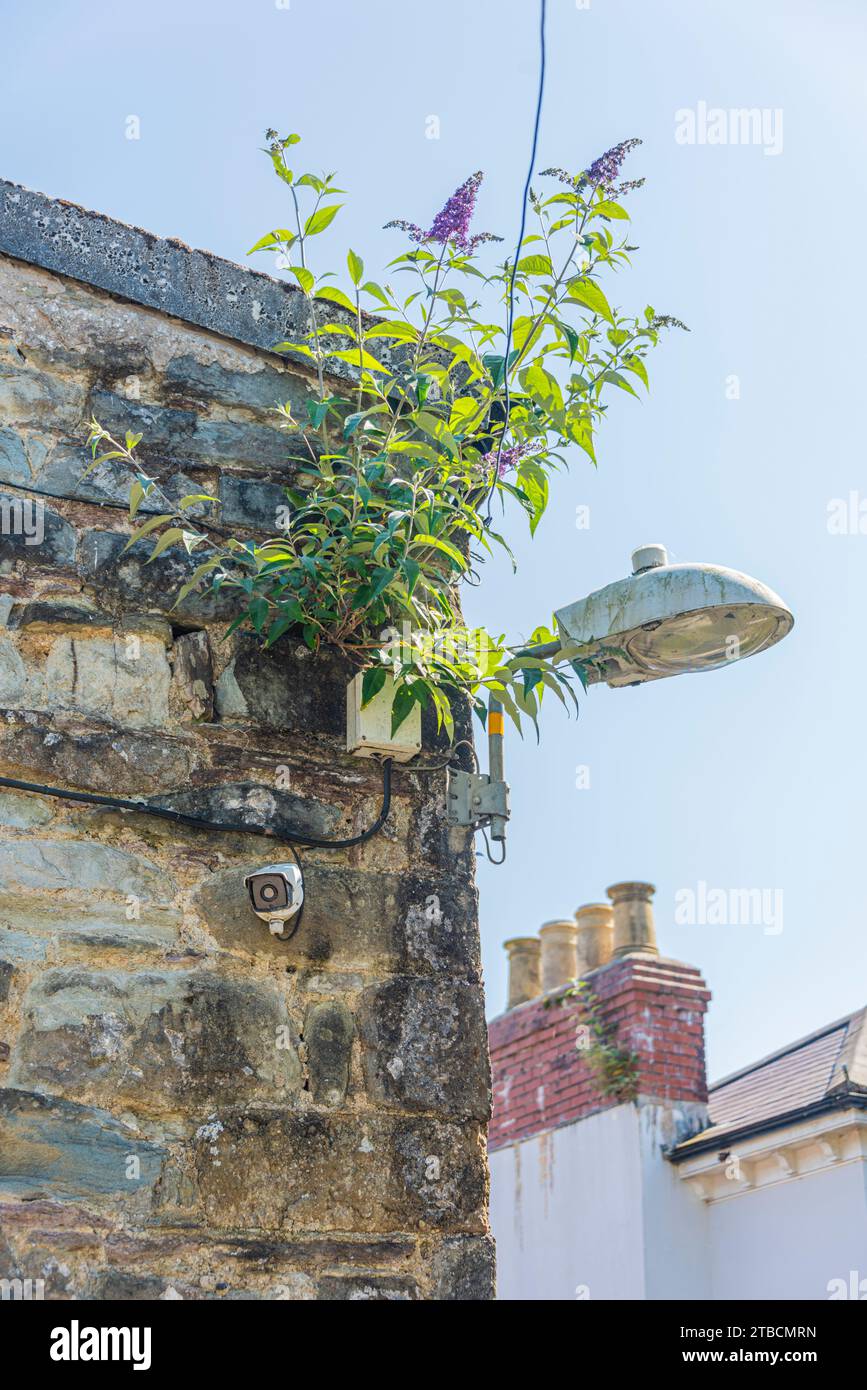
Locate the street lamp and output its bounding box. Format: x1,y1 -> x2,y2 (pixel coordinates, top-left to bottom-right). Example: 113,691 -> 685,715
446,544 -> 794,854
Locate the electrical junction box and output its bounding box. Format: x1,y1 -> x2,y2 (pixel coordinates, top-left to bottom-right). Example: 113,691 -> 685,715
346,673 -> 422,763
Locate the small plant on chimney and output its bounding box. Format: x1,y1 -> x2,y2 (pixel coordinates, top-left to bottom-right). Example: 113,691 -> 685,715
84,132 -> 685,740
546,980 -> 639,1101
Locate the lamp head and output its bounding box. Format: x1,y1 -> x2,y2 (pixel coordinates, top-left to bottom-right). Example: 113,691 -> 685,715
554,545 -> 793,688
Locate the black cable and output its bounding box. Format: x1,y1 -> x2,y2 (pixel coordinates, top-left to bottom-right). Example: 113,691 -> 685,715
406,739 -> 479,774
0,761 -> 392,851
279,841 -> 305,940
483,0 -> 547,524
480,825 -> 507,865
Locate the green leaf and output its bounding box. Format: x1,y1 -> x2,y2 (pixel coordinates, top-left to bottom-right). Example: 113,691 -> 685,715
178,492 -> 218,509
264,612 -> 298,646
316,285 -> 357,314
362,665 -> 388,707
365,320 -> 418,343
347,249 -> 364,285
566,278 -> 615,325
247,230 -> 295,255
128,477 -> 153,520
448,396 -> 482,434
623,354 -> 649,389
516,253 -> 554,277
522,666 -> 543,698
327,347 -> 390,374
121,513 -> 174,554
522,361 -> 564,414
303,203 -> 343,237
401,556 -> 421,596
593,200 -> 629,220
391,682 -> 420,736
517,460 -> 549,536
249,596 -> 269,634
147,528 -> 187,562
602,369 -> 639,398
290,266 -> 315,294
361,281 -> 391,306
410,534 -> 466,570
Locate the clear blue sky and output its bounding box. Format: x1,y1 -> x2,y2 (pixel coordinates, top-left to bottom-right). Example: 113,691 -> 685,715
3,0 -> 865,1080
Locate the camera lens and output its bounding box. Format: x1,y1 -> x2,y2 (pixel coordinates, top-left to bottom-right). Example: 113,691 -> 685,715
249,872 -> 291,913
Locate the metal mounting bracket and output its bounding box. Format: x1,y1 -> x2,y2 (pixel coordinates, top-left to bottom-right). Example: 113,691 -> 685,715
445,767 -> 510,829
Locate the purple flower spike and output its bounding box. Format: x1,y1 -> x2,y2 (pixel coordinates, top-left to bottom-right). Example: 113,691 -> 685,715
426,171 -> 483,251
383,217 -> 426,244
482,438 -> 543,478
385,171 -> 502,255
584,138 -> 642,192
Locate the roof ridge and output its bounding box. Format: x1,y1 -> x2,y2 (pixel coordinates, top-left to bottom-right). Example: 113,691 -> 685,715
709,1010 -> 860,1092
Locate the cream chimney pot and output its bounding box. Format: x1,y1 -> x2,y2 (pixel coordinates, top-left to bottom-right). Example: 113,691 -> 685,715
504,937 -> 542,1009
539,919 -> 579,992
607,881 -> 658,957
574,903 -> 614,972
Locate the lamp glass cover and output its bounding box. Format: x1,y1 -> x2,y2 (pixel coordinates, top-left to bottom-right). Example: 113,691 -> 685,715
624,604 -> 785,677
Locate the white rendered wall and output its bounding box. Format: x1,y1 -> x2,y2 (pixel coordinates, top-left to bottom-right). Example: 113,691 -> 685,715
639,1104 -> 711,1299
489,1105 -> 647,1300
491,1104 -> 867,1300
706,1161 -> 867,1299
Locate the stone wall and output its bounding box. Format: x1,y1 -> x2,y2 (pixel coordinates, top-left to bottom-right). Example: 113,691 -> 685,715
0,183 -> 493,1300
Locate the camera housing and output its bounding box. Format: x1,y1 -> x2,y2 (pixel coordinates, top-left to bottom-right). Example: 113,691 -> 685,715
244,862 -> 304,939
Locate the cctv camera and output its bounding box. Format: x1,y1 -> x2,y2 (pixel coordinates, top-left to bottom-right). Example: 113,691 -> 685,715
244,862 -> 304,939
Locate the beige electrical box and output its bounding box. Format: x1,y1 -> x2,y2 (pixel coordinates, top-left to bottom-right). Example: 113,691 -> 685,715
346,672 -> 422,762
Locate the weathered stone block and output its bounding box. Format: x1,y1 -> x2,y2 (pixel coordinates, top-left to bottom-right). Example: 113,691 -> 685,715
0,790 -> 54,828
360,977 -> 490,1120
41,633 -> 172,728
426,1234 -> 496,1301
78,529 -> 235,622
0,717 -> 197,795
169,629 -> 214,722
0,903 -> 180,952
155,781 -> 341,842
35,443 -> 205,517
0,426 -> 34,485
304,1001 -> 356,1106
0,1089 -> 165,1201
0,344 -> 87,430
161,354 -> 308,416
0,930 -> 47,964
184,1108 -> 487,1235
0,837 -> 172,901
218,475 -> 289,529
10,969 -> 302,1108
215,637 -> 349,733
0,495 -> 77,567
89,389 -> 292,472
0,637 -> 26,702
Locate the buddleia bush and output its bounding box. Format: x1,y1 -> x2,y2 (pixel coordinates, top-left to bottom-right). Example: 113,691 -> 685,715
87,132 -> 684,738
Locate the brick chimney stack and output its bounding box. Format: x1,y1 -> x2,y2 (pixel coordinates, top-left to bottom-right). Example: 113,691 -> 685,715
488,880 -> 711,1150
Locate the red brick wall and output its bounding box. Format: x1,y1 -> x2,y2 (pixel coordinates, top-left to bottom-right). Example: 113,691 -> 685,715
488,956 -> 711,1150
